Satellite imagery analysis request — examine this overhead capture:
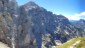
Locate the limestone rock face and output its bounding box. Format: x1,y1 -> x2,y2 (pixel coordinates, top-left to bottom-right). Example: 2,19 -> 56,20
0,0 -> 17,48
0,0 -> 9,12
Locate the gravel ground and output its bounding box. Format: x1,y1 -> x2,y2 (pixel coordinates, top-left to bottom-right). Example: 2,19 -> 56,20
0,42 -> 10,48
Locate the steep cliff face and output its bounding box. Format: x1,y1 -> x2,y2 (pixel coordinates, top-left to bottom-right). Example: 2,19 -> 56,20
0,0 -> 18,48
0,0 -> 9,12
8,0 -> 19,22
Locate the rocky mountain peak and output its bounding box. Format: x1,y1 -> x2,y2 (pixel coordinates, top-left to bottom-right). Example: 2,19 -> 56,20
23,1 -> 39,8
20,1 -> 45,12
27,1 -> 38,6
9,0 -> 14,1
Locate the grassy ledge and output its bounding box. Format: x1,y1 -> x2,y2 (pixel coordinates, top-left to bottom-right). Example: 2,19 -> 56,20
56,37 -> 85,48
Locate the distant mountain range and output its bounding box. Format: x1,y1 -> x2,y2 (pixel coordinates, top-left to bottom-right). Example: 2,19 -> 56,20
0,0 -> 85,48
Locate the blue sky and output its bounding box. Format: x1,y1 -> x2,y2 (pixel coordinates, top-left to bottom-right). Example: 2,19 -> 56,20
16,0 -> 85,20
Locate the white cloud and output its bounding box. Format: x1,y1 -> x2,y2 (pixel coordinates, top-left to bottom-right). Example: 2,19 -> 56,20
80,12 -> 85,16
66,12 -> 85,20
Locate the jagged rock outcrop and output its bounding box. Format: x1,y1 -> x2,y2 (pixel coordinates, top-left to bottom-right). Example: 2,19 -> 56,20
0,0 -> 18,48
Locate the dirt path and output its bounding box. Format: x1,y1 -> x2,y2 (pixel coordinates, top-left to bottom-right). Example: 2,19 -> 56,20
69,40 -> 81,48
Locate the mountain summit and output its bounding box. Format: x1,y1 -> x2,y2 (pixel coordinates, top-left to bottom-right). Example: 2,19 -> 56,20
23,1 -> 39,8
21,1 -> 40,11
25,1 -> 38,6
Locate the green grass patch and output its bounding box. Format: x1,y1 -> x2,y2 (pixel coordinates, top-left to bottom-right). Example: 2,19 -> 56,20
56,37 -> 85,48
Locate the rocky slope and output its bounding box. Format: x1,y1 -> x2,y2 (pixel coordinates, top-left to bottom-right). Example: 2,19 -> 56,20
0,0 -> 18,48
71,19 -> 85,29
0,0 -> 85,48
71,19 -> 85,36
